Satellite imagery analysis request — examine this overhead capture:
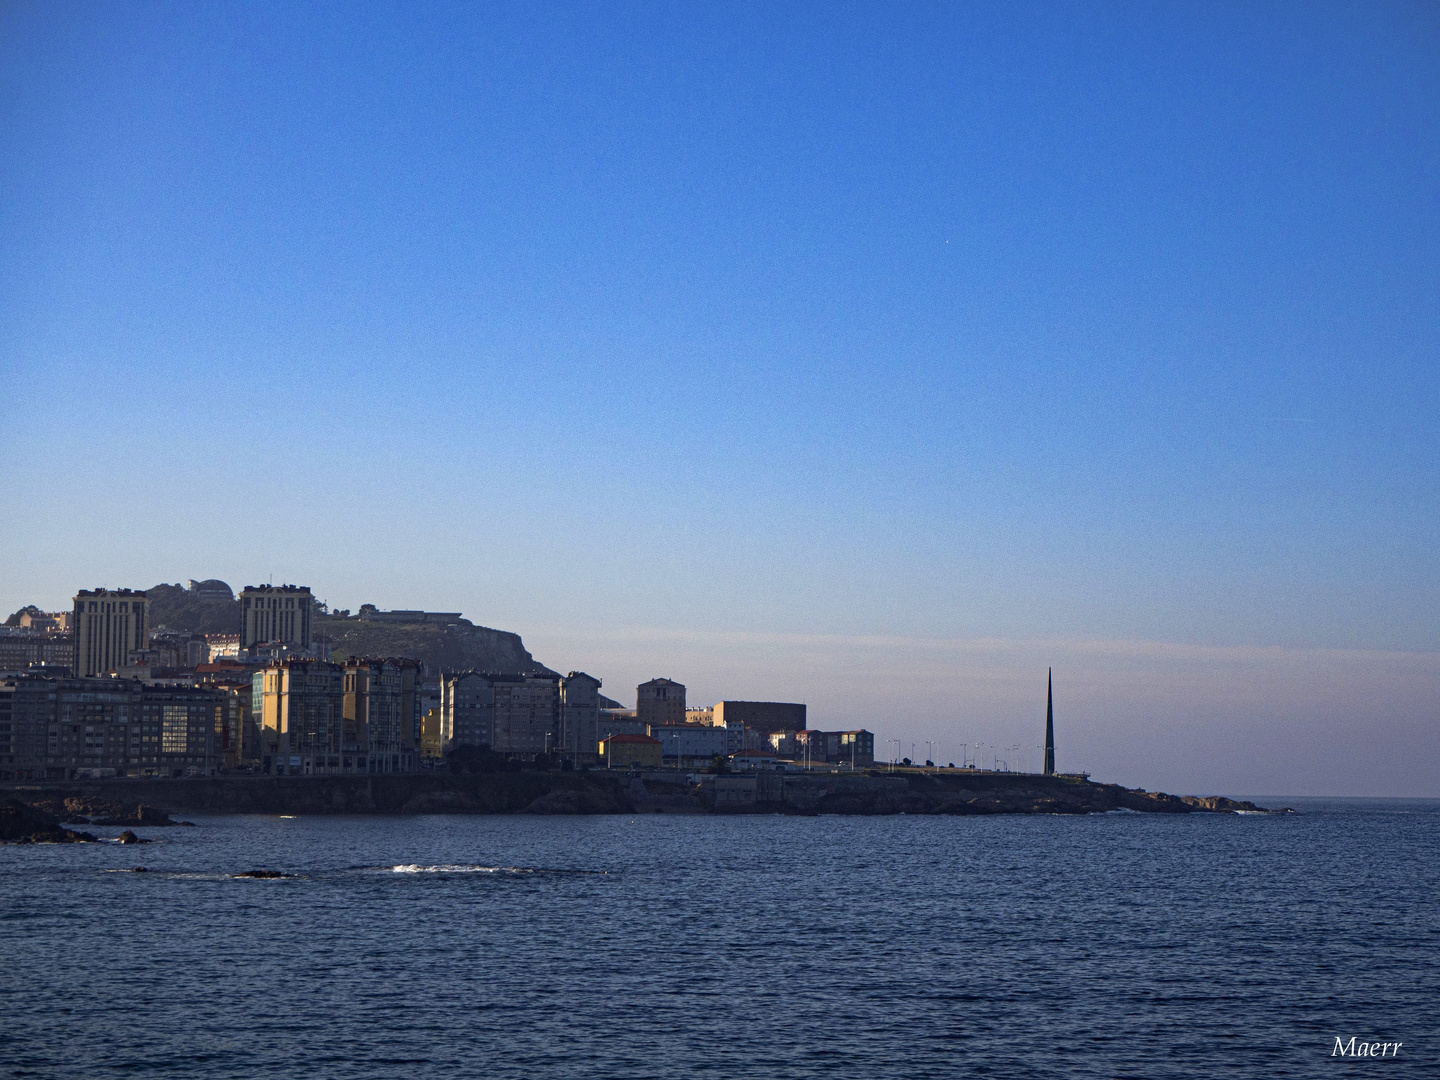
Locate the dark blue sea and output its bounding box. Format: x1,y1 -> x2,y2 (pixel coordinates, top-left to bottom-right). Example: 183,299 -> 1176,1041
2,799 -> 1436,1078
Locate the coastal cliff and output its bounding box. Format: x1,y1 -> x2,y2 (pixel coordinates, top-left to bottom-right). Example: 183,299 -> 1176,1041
1,771 -> 1279,819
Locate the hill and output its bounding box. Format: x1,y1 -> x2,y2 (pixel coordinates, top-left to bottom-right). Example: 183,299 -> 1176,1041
145,583 -> 241,636
143,583 -> 546,674
313,614 -> 546,675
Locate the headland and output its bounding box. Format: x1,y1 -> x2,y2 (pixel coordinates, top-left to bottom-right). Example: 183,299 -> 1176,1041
1,769 -> 1282,835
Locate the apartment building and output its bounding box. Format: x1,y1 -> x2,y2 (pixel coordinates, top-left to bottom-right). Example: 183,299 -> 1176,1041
72,589 -> 150,677
636,678 -> 685,727
240,585 -> 314,651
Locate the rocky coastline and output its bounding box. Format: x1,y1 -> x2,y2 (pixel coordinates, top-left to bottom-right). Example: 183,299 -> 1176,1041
1,770 -> 1286,824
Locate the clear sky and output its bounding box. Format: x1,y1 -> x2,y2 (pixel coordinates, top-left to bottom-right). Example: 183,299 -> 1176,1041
2,2 -> 1437,795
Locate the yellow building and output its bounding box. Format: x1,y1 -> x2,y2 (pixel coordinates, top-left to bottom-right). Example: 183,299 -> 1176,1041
420,706 -> 443,762
600,733 -> 662,769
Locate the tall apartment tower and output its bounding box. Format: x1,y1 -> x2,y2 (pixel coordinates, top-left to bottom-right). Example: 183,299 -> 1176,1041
240,585 -> 314,651
559,672 -> 602,761
636,678 -> 686,728
72,589 -> 150,676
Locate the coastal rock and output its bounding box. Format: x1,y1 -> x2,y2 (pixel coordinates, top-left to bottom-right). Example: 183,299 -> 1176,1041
0,797 -> 98,843
44,797 -> 180,827
1180,795 -> 1276,813
234,870 -> 289,879
117,830 -> 150,845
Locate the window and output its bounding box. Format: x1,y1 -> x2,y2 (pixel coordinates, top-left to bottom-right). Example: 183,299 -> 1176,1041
163,707 -> 188,753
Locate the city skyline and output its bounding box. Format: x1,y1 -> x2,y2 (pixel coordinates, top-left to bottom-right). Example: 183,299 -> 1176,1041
3,4 -> 1437,797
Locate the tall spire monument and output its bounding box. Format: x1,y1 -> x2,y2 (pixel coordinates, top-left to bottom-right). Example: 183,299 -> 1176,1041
1043,668 -> 1056,775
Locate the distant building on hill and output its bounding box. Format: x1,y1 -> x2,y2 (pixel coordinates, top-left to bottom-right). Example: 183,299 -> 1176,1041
18,611 -> 70,632
597,709 -> 647,743
356,607 -> 463,624
187,579 -> 235,602
637,678 -> 685,727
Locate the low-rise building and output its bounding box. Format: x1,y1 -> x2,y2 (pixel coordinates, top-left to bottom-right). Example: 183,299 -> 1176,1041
713,700 -> 806,734
599,733 -> 662,768
206,633 -> 242,661
647,723 -> 733,766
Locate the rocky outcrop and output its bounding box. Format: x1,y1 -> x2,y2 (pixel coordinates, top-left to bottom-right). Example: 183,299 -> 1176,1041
0,797 -> 99,843
1180,795 -> 1290,813
33,797 -> 183,827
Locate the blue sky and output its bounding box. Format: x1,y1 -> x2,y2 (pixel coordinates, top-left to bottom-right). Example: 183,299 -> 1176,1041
2,2 -> 1437,794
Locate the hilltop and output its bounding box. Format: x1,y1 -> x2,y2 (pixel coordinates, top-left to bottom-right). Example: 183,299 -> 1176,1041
141,583 -> 546,674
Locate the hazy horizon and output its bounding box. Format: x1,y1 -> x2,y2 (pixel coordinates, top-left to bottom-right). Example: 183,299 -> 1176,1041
3,3 -> 1436,798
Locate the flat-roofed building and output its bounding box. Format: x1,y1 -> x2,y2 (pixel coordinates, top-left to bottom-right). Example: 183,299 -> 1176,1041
438,671 -> 558,758
597,709 -> 647,743
259,658 -> 344,775
600,733 -> 662,769
0,676 -> 221,779
343,658 -> 421,774
559,671 -> 602,763
490,673 -> 558,756
0,628 -> 74,674
637,678 -> 685,728
207,633 -> 242,661
240,585 -> 314,651
647,722 -> 732,766
713,700 -> 806,735
440,671 -> 494,751
72,589 -> 149,677
839,730 -> 875,767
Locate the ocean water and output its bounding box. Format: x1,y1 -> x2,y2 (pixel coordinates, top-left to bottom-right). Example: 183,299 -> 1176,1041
1,799 -> 1436,1079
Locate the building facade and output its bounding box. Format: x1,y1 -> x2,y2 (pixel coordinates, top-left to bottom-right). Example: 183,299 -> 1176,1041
647,723 -> 732,766
72,589 -> 150,677
343,658 -> 420,774
259,658 -> 345,775
0,675 -> 221,780
240,585 -> 314,651
439,671 -> 495,751
559,671 -> 602,762
437,671 -> 561,758
636,678 -> 686,728
599,733 -> 662,768
0,628 -> 75,673
712,700 -> 806,735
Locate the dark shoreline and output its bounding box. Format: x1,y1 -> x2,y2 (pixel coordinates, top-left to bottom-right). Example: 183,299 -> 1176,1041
2,769 -> 1283,821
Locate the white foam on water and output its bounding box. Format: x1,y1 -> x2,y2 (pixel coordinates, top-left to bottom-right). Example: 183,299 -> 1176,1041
389,863 -> 526,874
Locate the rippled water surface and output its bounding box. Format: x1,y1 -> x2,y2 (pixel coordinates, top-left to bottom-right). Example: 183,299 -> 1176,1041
2,800 -> 1436,1078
